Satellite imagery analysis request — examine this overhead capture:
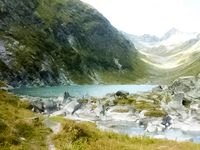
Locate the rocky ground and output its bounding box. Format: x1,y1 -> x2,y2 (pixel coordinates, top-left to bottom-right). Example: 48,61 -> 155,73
27,73 -> 200,142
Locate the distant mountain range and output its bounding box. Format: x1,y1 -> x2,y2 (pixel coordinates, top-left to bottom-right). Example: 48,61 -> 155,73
124,28 -> 200,83
124,28 -> 199,50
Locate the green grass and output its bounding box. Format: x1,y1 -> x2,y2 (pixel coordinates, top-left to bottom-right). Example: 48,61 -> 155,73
112,94 -> 164,115
0,81 -> 6,87
133,101 -> 158,112
0,90 -> 51,149
113,96 -> 136,105
141,51 -> 200,84
91,105 -> 97,110
111,109 -> 129,113
79,98 -> 89,104
146,93 -> 163,104
37,0 -> 71,26
49,115 -> 66,123
53,118 -> 200,150
144,110 -> 167,117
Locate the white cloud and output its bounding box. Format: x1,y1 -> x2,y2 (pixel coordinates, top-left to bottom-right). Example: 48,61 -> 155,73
81,0 -> 200,37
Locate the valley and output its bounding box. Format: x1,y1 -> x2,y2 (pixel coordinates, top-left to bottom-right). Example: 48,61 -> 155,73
125,28 -> 200,83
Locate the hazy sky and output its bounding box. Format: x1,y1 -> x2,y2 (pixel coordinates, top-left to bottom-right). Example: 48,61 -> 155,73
81,0 -> 200,37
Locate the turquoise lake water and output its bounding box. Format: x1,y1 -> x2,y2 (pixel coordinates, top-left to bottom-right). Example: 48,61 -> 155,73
11,84 -> 155,98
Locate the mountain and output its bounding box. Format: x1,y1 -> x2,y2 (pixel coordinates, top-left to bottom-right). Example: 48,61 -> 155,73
161,28 -> 181,41
123,33 -> 160,49
125,28 -> 198,50
124,28 -> 200,83
0,0 -> 147,87
160,28 -> 199,49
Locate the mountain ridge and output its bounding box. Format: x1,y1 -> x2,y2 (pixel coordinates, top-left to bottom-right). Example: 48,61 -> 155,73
124,28 -> 199,50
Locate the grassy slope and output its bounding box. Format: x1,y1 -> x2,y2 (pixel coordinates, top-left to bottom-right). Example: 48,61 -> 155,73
51,117 -> 200,150
139,49 -> 200,84
0,89 -> 51,149
146,60 -> 200,84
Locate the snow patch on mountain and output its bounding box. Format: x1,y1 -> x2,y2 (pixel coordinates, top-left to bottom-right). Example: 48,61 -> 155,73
159,28 -> 198,49
125,28 -> 199,50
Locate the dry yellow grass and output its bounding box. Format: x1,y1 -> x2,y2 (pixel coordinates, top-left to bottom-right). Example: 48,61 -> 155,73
0,91 -> 51,150
52,117 -> 200,150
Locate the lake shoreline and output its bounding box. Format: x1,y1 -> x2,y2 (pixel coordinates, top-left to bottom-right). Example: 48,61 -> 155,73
11,74 -> 200,144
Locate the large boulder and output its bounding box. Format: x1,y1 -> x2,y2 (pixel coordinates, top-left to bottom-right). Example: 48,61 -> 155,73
168,76 -> 196,94
145,122 -> 157,132
31,99 -> 59,114
145,120 -> 165,132
187,88 -> 200,99
115,90 -> 129,98
173,92 -> 184,105
161,115 -> 172,128
167,75 -> 200,99
62,100 -> 80,114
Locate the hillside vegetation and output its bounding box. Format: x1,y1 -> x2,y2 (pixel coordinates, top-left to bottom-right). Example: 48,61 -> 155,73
0,0 -> 148,87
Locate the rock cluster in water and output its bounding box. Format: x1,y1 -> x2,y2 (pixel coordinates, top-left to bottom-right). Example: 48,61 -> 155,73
29,74 -> 200,142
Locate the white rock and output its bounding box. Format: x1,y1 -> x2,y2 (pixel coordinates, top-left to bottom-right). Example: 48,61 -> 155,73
157,126 -> 163,132
139,110 -> 148,118
146,123 -> 157,132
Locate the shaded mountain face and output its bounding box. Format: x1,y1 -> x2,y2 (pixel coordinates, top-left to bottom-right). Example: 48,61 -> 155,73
124,29 -> 200,84
0,0 -> 145,87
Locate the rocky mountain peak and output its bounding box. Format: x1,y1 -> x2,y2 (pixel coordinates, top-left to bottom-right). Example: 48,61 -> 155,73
161,28 -> 181,41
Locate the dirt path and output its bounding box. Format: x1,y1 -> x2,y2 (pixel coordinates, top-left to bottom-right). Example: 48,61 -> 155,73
44,118 -> 61,150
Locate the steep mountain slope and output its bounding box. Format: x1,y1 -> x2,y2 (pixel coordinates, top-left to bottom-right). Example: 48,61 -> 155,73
0,0 -> 146,87
124,29 -> 200,84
